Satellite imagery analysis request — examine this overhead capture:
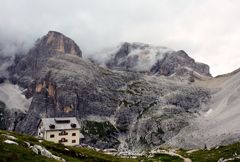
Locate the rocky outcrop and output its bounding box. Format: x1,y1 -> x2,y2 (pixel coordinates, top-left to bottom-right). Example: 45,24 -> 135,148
43,31 -> 82,57
0,101 -> 6,129
81,121 -> 120,149
31,145 -> 66,162
8,31 -> 82,88
0,54 -> 12,81
150,50 -> 211,77
0,100 -> 26,131
105,42 -> 211,77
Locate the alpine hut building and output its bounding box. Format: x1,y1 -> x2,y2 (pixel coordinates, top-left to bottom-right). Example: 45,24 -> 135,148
37,117 -> 84,146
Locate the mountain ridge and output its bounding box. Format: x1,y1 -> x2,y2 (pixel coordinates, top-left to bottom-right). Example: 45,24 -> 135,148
9,32 -> 211,151
93,42 -> 212,78
0,31 -> 240,153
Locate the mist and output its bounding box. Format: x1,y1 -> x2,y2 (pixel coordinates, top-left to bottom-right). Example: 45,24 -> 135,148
1,0 -> 240,76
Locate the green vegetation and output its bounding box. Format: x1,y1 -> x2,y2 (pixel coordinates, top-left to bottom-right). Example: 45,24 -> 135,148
0,131 -> 57,162
81,121 -> 120,149
81,121 -> 118,139
1,130 -> 240,162
178,142 -> 240,162
0,143 -> 57,162
150,154 -> 184,162
0,130 -> 129,162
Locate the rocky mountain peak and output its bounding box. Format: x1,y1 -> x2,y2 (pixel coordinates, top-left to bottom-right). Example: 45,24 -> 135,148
104,42 -> 211,77
105,42 -> 171,71
37,31 -> 82,57
7,31 -> 82,88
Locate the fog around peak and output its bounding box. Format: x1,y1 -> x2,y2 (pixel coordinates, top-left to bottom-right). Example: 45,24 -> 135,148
1,0 -> 240,76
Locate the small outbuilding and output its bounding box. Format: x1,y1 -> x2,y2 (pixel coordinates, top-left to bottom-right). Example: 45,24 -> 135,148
37,117 -> 84,146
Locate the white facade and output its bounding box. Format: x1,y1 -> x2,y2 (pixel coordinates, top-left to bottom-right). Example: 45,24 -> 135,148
38,117 -> 84,146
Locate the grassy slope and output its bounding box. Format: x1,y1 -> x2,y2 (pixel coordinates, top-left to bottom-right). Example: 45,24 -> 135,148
0,130 -> 130,162
0,130 -> 240,162
0,130 -> 183,162
178,142 -> 240,162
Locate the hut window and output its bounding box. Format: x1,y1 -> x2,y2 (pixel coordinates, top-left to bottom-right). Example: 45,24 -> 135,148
59,138 -> 68,143
59,130 -> 68,136
71,123 -> 77,128
49,124 -> 55,129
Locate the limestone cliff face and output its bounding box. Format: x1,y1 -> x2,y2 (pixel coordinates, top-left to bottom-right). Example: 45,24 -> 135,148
15,53 -> 210,151
8,32 -> 211,151
7,31 -> 82,88
0,55 -> 12,82
40,31 -> 82,57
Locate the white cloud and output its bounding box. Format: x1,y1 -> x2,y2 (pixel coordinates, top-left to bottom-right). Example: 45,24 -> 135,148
0,0 -> 240,76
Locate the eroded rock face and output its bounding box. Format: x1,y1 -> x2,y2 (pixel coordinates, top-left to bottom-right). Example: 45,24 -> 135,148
0,54 -> 12,81
81,121 -> 120,149
9,32 -> 211,151
15,54 -> 140,135
15,54 -> 210,151
150,50 -> 211,77
0,101 -> 6,129
0,100 -> 26,131
40,31 -> 82,57
8,31 -> 82,88
105,42 -> 211,77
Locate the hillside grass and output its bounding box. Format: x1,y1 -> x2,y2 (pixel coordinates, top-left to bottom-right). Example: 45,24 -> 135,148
1,130 -> 240,162
177,142 -> 240,162
0,130 -> 132,162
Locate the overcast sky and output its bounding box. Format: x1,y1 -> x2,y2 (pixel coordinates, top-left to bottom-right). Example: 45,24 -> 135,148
0,0 -> 240,76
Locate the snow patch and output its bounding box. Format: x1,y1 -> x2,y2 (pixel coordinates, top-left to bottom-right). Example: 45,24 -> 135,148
204,109 -> 213,116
